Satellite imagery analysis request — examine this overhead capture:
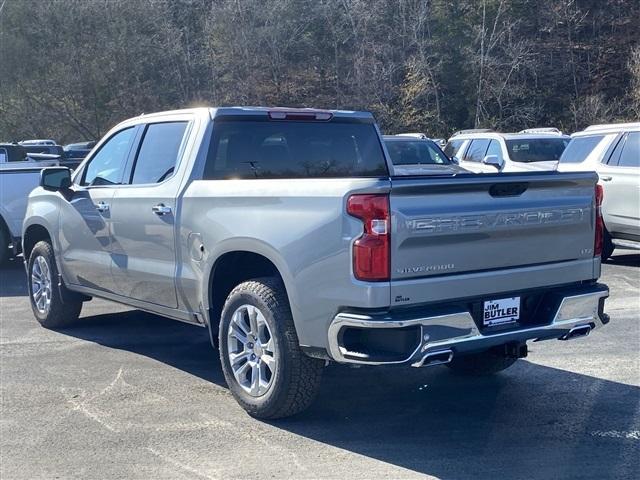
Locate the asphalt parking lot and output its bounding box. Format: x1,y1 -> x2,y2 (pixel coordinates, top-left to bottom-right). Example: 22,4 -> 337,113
1,254 -> 638,479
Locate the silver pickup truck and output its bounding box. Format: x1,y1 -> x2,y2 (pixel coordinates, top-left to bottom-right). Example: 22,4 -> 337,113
23,107 -> 609,419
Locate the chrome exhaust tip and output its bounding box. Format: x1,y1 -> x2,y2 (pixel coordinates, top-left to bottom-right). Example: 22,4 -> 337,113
560,324 -> 592,341
411,349 -> 454,368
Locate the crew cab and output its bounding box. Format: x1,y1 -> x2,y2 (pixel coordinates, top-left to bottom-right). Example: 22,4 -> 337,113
23,107 -> 609,419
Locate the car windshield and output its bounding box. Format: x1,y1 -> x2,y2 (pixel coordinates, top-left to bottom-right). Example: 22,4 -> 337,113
444,139 -> 464,157
505,138 -> 569,162
385,139 -> 450,165
559,135 -> 607,163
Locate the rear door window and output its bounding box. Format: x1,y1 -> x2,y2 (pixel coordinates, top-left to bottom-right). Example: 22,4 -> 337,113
464,139 -> 490,162
205,120 -> 387,179
617,132 -> 640,168
129,122 -> 188,184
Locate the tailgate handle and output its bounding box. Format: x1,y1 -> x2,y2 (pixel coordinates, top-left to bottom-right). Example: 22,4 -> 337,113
489,182 -> 528,197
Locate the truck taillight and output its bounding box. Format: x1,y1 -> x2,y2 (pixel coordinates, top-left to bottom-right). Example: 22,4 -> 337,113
347,194 -> 390,281
594,184 -> 604,257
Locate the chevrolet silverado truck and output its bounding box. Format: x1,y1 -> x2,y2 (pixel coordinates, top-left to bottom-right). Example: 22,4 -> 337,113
23,107 -> 609,419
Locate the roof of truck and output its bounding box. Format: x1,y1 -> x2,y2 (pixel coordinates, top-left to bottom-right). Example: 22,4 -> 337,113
210,106 -> 375,121
132,106 -> 375,122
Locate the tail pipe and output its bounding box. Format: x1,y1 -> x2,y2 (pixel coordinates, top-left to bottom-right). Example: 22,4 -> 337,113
560,324 -> 592,341
411,349 -> 454,368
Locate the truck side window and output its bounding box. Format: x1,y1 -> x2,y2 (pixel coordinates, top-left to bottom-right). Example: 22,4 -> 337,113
129,122 -> 188,184
465,139 -> 490,162
82,128 -> 135,186
617,132 -> 639,168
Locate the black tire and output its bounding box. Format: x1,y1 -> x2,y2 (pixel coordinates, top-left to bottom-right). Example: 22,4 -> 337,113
27,240 -> 82,328
446,349 -> 518,376
218,277 -> 324,419
601,229 -> 614,262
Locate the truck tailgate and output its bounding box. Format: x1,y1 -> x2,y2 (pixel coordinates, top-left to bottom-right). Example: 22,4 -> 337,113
390,172 -> 599,305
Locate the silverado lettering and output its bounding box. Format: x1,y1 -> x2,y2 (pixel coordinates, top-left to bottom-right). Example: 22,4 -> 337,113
406,207 -> 585,234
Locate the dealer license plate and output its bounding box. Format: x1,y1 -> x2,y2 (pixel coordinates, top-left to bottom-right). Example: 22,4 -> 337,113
483,297 -> 520,326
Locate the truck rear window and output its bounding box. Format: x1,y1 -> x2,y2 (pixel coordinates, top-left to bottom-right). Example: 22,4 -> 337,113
505,138 -> 569,162
204,120 -> 388,179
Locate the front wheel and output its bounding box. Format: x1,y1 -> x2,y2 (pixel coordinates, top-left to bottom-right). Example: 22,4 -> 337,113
218,277 -> 324,419
446,349 -> 518,376
28,241 -> 83,328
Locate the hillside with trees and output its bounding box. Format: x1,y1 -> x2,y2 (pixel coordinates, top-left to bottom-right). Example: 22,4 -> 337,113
1,0 -> 638,143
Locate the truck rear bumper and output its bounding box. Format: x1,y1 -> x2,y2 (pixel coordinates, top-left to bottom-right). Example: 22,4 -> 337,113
327,283 -> 609,366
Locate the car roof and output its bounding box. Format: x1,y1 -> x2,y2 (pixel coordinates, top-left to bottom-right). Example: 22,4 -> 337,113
382,135 -> 433,142
450,132 -> 570,141
573,122 -> 640,137
19,139 -> 57,145
394,133 -> 428,139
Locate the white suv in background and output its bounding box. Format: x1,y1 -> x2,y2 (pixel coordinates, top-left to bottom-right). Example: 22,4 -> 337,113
444,131 -> 570,173
558,122 -> 640,260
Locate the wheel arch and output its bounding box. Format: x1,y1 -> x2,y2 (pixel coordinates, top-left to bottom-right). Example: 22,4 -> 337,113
22,223 -> 54,262
205,247 -> 295,347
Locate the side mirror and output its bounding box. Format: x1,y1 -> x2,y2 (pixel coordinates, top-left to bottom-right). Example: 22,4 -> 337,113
40,167 -> 72,191
450,155 -> 460,165
482,154 -> 504,170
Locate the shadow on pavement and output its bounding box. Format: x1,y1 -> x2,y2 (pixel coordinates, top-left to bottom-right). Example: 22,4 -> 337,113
65,309 -> 226,387
0,260 -> 28,297
606,252 -> 640,268
56,307 -> 639,479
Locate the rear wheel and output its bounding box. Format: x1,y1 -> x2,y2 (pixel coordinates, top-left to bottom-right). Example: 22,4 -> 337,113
28,241 -> 82,328
601,229 -> 614,262
218,277 -> 324,419
446,349 -> 518,376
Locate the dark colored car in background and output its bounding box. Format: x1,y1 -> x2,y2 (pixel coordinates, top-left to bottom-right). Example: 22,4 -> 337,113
63,141 -> 96,159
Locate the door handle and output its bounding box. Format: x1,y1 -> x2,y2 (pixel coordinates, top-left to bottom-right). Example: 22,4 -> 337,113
94,201 -> 109,212
152,204 -> 172,215
600,175 -> 612,181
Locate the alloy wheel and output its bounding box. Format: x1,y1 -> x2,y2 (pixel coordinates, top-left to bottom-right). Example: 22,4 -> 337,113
227,304 -> 277,397
31,255 -> 52,314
